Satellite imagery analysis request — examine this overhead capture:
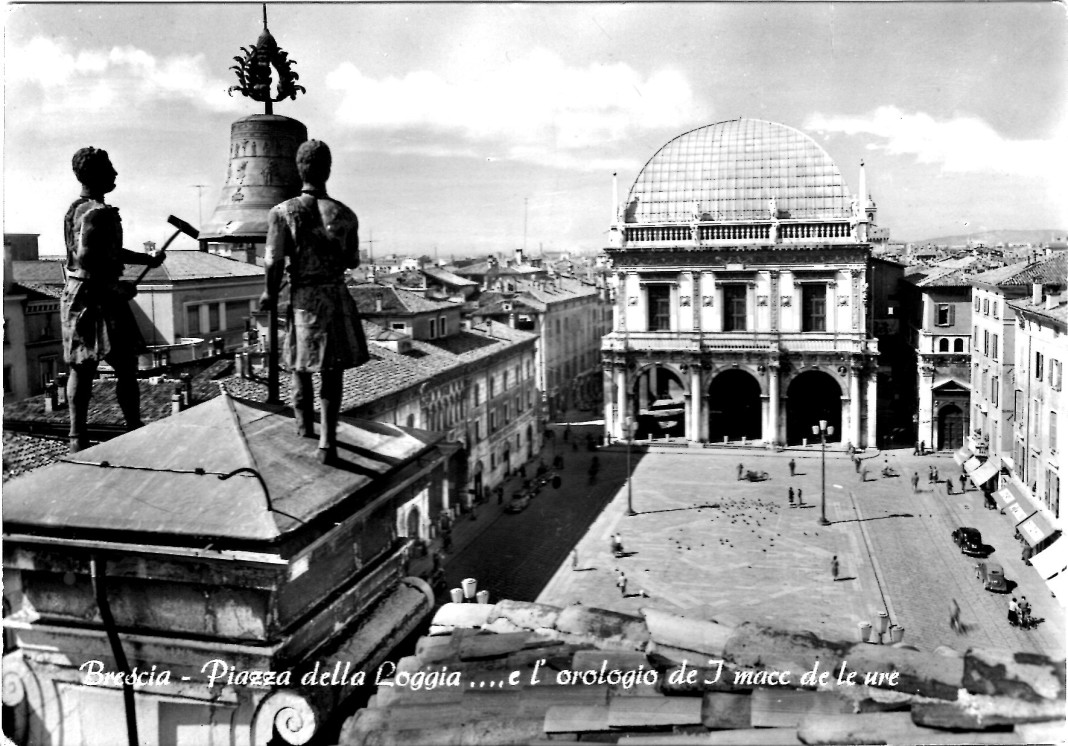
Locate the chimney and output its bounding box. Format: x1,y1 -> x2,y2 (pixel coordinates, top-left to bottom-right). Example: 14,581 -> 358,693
1032,282 -> 1042,305
172,382 -> 183,415
375,295 -> 383,312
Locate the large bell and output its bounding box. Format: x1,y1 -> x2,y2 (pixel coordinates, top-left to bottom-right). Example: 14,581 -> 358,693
199,114 -> 308,242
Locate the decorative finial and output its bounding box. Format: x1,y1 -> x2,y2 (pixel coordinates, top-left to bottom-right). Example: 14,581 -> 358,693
228,6 -> 306,115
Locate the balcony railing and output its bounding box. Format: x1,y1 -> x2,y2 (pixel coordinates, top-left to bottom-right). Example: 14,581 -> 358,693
602,331 -> 878,355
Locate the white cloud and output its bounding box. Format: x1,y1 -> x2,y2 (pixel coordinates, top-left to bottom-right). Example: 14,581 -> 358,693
325,49 -> 701,169
6,36 -> 241,125
805,106 -> 1064,179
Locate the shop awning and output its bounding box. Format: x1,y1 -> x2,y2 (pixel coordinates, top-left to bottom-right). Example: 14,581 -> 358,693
963,456 -> 983,473
953,446 -> 973,466
968,458 -> 1000,488
993,485 -> 1019,510
1031,537 -> 1068,580
1045,572 -> 1068,608
1005,499 -> 1035,525
1018,511 -> 1057,548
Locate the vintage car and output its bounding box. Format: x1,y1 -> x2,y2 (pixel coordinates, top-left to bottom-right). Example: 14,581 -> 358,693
952,527 -> 984,556
505,493 -> 532,514
977,560 -> 1008,593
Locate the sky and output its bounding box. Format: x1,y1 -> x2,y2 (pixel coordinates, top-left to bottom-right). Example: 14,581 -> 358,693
4,3 -> 1066,259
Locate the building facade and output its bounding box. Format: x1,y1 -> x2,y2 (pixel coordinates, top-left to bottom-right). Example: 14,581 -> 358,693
601,119 -> 881,448
474,276 -> 611,418
900,266 -> 976,451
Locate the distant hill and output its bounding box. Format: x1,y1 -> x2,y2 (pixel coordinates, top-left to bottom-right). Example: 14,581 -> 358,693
908,229 -> 1066,246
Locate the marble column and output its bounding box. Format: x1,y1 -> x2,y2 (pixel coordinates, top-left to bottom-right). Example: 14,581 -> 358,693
850,368 -> 862,449
767,365 -> 780,446
616,366 -> 627,441
603,367 -> 614,445
689,365 -> 702,442
866,372 -> 878,449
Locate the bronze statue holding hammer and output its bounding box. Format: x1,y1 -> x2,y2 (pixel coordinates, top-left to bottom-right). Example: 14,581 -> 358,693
62,147 -> 165,453
261,140 -> 368,464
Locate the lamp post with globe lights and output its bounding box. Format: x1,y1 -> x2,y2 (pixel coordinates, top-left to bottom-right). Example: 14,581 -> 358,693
624,416 -> 639,516
813,420 -> 833,526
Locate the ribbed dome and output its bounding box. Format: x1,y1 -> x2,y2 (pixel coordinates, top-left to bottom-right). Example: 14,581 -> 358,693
625,119 -> 853,224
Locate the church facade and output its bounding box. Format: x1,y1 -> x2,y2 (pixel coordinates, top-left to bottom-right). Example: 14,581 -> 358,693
602,119 -> 881,449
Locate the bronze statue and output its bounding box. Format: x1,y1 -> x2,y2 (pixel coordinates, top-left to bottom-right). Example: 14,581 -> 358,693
62,147 -> 164,453
261,140 -> 368,463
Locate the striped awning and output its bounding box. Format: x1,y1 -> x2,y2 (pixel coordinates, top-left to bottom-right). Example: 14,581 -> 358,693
963,456 -> 983,473
953,446 -> 973,466
993,485 -> 1019,510
1019,511 -> 1057,548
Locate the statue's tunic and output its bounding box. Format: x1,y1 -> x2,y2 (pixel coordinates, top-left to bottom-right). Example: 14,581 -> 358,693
266,190 -> 369,372
61,196 -> 146,365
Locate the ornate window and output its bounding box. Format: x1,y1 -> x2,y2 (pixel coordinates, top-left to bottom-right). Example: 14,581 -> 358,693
801,285 -> 827,332
647,285 -> 672,331
723,285 -> 747,331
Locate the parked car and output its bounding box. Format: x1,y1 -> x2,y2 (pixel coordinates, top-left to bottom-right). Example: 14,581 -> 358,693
505,493 -> 531,514
976,560 -> 1008,593
952,527 -> 984,556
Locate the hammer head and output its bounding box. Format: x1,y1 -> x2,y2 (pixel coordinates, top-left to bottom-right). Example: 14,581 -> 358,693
167,215 -> 199,240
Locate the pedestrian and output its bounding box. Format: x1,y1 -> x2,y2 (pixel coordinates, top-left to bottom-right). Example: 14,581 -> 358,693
831,555 -> 839,581
617,571 -> 627,597
920,441 -> 926,456
797,488 -> 803,505
950,599 -> 961,633
738,463 -> 745,481
959,473 -> 967,493
788,487 -> 795,504
946,478 -> 954,495
933,466 -> 940,482
911,471 -> 920,493
789,458 -> 796,477
1008,597 -> 1019,627
570,549 -> 579,571
1019,596 -> 1031,629
927,465 -> 934,484
854,456 -> 861,473
860,467 -> 868,483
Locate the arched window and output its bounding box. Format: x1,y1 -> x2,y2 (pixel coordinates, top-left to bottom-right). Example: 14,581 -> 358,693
954,339 -> 965,352
939,339 -> 949,352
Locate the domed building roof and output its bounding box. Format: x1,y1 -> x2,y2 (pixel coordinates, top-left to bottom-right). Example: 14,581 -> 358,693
625,119 -> 854,224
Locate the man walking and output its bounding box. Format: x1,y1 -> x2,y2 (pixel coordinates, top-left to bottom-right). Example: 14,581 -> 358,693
831,555 -> 840,581
616,571 -> 628,597
959,473 -> 967,493
788,487 -> 795,504
570,549 -> 579,571
738,463 -> 745,481
911,471 -> 920,493
789,458 -> 796,477
262,140 -> 369,464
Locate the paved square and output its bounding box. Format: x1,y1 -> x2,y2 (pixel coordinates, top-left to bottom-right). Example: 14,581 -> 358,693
538,445 -> 1065,658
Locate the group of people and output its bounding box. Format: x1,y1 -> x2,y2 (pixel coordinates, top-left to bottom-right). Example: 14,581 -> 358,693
1008,596 -> 1034,629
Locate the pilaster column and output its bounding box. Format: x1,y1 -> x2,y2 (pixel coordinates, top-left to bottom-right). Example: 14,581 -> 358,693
767,364 -> 780,446
689,365 -> 702,442
865,371 -> 878,449
850,368 -> 862,449
603,367 -> 614,445
919,364 -> 935,451
616,366 -> 627,441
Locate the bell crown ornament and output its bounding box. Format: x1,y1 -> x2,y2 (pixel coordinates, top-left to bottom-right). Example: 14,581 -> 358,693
200,5 -> 308,244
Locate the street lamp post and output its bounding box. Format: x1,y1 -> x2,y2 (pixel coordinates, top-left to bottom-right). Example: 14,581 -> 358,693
624,416 -> 638,516
813,420 -> 833,526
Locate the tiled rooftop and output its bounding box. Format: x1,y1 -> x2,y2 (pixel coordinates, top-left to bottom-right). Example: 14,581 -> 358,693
2,433 -> 68,482
11,259 -> 66,287
972,254 -> 1067,288
138,250 -> 264,282
341,599 -> 1065,745
351,283 -> 457,315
